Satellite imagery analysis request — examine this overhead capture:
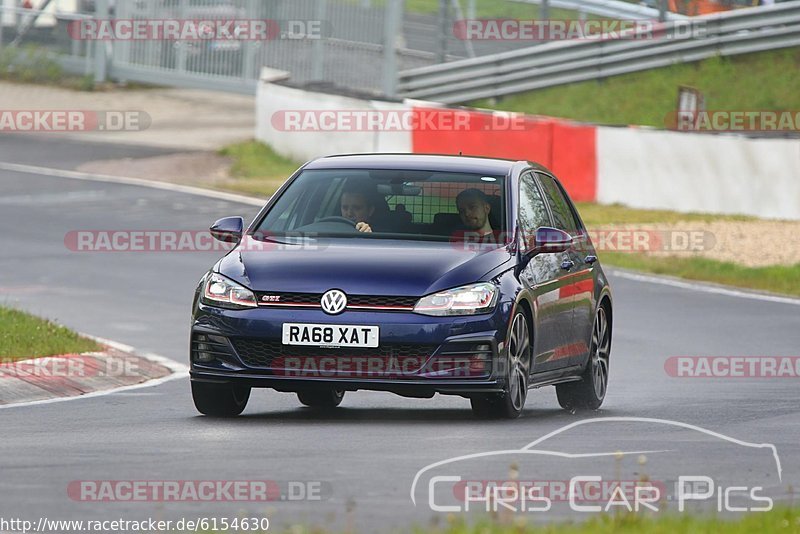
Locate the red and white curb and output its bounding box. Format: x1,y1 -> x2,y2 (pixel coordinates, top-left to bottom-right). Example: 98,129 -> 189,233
0,335 -> 188,410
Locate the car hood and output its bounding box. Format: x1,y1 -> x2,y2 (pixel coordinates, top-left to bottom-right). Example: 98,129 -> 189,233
216,236 -> 513,296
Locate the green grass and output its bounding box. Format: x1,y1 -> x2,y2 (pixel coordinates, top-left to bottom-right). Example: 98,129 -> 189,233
472,48 -> 800,127
345,0 -> 605,21
403,0 -> 598,19
599,254 -> 800,297
419,508 -> 800,534
575,202 -> 757,225
218,140 -> 302,196
196,508 -> 800,533
0,45 -> 96,90
0,307 -> 101,363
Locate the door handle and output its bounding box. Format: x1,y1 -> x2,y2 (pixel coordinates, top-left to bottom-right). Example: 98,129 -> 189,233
584,255 -> 598,265
560,260 -> 575,271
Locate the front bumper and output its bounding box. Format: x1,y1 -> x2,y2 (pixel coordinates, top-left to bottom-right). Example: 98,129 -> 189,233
189,301 -> 512,396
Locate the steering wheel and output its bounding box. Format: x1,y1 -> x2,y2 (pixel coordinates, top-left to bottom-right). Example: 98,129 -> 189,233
316,216 -> 357,227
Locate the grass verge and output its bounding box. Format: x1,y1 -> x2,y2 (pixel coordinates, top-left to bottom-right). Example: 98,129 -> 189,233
420,507 -> 800,534
347,0 -> 602,20
0,307 -> 101,363
218,141 -> 301,196
575,202 -> 756,225
472,48 -> 800,127
597,253 -> 800,297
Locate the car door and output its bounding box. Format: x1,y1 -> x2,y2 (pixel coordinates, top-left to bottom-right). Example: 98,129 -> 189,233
517,171 -> 575,372
536,172 -> 596,366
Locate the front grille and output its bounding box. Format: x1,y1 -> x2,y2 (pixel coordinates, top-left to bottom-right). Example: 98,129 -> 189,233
348,295 -> 418,308
256,292 -> 319,305
232,338 -> 437,373
254,292 -> 418,310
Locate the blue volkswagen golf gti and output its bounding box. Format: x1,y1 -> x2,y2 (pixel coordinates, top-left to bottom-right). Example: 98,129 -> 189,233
190,154 -> 613,418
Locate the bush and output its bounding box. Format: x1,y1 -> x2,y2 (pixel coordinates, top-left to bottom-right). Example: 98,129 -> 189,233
0,44 -> 64,84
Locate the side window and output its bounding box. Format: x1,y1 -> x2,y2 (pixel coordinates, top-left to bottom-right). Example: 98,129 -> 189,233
537,173 -> 580,235
518,172 -> 550,242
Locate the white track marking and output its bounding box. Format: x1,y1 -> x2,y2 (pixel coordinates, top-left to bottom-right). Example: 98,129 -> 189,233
0,161 -> 264,206
609,269 -> 800,306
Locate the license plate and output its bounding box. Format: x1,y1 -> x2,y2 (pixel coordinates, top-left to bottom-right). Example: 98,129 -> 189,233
282,323 -> 379,348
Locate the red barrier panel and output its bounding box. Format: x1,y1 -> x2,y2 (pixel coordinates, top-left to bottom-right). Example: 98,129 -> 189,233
551,121 -> 597,202
410,107 -> 597,201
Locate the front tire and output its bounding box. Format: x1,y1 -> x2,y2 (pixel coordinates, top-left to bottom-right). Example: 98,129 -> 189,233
471,310 -> 531,419
297,389 -> 345,408
192,381 -> 250,417
556,305 -> 611,411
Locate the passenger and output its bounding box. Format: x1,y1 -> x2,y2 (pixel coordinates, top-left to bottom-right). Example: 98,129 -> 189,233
456,188 -> 494,236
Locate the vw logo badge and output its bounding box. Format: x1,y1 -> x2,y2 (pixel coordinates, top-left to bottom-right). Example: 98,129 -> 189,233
321,289 -> 347,315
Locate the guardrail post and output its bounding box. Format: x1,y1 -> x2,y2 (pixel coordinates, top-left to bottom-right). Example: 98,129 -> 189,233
382,0 -> 402,97
94,0 -> 109,83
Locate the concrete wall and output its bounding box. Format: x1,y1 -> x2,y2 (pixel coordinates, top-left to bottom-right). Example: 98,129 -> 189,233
256,78 -> 800,220
255,82 -> 411,162
596,127 -> 800,220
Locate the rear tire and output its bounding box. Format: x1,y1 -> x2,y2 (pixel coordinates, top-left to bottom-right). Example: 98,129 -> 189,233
192,381 -> 250,417
470,310 -> 531,419
297,389 -> 345,408
556,305 -> 611,411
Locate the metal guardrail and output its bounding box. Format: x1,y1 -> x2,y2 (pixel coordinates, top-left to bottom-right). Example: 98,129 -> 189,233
398,1 -> 800,103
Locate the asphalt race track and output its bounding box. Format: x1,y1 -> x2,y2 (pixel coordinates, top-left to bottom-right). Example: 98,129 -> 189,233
1,135 -> 799,532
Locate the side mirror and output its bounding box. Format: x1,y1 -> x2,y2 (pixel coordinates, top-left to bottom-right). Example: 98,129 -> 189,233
532,226 -> 573,254
210,216 -> 244,243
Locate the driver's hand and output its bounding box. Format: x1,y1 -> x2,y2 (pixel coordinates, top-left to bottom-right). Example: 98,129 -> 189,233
356,222 -> 372,233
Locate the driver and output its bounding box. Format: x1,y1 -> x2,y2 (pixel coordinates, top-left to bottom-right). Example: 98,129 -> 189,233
340,181 -> 377,233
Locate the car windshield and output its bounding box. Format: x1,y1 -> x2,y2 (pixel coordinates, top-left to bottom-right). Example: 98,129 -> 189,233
254,168 -> 507,242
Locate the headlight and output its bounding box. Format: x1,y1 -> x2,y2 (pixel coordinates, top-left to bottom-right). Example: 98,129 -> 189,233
414,283 -> 498,316
201,273 -> 257,309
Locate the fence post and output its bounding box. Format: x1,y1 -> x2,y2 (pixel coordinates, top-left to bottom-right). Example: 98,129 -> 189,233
437,0 -> 448,63
382,0 -> 402,97
94,0 -> 109,82
311,0 -> 327,81
242,0 -> 258,80
176,0 -> 188,73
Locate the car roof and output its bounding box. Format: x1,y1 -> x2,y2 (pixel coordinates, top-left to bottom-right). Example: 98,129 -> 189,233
303,153 -> 540,176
